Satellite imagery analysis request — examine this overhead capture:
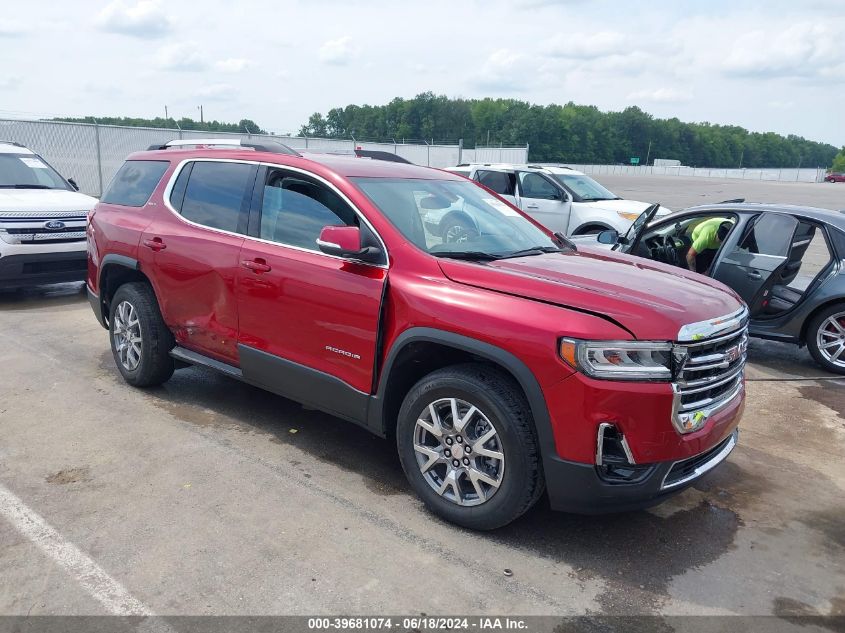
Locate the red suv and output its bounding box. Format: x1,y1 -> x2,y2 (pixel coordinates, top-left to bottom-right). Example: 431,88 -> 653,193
87,139 -> 746,529
825,173 -> 845,183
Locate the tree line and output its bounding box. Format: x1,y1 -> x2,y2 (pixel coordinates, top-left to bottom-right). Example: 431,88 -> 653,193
50,116 -> 267,135
299,93 -> 839,169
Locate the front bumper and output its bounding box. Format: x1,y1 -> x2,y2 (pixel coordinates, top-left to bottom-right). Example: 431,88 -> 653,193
0,251 -> 87,288
545,429 -> 739,514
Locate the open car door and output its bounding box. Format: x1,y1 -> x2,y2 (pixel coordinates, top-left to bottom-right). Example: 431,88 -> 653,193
712,213 -> 799,317
611,203 -> 661,252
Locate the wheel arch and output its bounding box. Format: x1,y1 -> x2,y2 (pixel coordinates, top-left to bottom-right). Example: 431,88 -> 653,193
571,221 -> 614,236
369,328 -> 554,455
97,255 -> 152,327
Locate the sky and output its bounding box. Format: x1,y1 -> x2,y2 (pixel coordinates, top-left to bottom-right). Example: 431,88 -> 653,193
0,0 -> 843,146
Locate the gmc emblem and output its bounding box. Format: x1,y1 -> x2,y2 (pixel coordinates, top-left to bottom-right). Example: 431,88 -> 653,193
724,345 -> 741,364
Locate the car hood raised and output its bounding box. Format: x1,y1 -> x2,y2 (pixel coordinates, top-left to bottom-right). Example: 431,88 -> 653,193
0,189 -> 98,213
578,198 -> 673,216
437,246 -> 743,340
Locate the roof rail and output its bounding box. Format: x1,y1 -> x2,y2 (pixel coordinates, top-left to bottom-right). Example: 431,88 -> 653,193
353,149 -> 412,164
146,138 -> 301,156
0,140 -> 25,147
719,198 -> 746,204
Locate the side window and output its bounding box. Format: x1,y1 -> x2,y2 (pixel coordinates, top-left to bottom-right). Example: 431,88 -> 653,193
259,171 -> 357,250
476,170 -> 515,196
736,214 -> 797,256
101,160 -> 169,207
518,172 -> 560,200
179,161 -> 254,233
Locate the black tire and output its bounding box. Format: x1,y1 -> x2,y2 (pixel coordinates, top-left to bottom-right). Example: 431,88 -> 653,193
396,363 -> 544,530
108,282 -> 175,387
440,214 -> 479,244
806,303 -> 845,375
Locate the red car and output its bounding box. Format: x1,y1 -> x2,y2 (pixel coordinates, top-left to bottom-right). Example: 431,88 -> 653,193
825,173 -> 845,182
87,139 -> 746,529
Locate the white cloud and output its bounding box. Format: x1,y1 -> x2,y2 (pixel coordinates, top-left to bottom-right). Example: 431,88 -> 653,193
0,76 -> 22,90
196,83 -> 235,101
627,87 -> 693,104
0,20 -> 26,37
214,58 -> 251,73
95,0 -> 171,39
155,42 -> 207,72
318,36 -> 357,65
546,31 -> 629,60
472,49 -> 537,92
721,22 -> 844,80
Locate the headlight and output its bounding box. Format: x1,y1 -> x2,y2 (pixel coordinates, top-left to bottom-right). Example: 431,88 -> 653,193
559,338 -> 673,381
616,211 -> 641,222
0,230 -> 19,245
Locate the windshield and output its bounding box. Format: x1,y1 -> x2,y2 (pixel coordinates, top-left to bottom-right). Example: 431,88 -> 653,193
549,173 -> 618,202
0,154 -> 71,190
352,178 -> 560,259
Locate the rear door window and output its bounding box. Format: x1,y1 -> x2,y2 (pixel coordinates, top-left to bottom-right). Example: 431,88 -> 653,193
102,160 -> 169,207
178,161 -> 255,234
476,170 -> 516,196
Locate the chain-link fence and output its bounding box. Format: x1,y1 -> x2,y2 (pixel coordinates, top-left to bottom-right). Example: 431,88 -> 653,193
0,119 -> 529,196
554,163 -> 828,183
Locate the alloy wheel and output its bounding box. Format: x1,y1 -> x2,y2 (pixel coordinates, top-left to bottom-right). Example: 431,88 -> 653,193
113,300 -> 142,371
413,397 -> 505,506
817,311 -> 845,368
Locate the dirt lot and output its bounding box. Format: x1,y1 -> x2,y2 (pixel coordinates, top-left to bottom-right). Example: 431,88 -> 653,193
0,177 -> 843,624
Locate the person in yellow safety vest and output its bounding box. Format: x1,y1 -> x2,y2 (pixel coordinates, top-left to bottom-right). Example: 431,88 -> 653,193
686,218 -> 735,273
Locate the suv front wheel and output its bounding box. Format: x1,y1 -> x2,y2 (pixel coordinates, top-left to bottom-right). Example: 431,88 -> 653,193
396,364 -> 544,530
109,282 -> 175,387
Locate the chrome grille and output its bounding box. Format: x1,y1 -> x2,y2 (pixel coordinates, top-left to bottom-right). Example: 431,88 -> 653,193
0,214 -> 87,244
672,308 -> 748,433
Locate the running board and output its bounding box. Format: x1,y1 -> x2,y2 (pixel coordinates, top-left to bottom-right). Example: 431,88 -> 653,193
170,346 -> 243,378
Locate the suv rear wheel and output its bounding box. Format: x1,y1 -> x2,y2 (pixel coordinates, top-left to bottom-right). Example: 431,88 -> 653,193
807,303 -> 845,374
109,282 -> 175,387
396,364 -> 544,530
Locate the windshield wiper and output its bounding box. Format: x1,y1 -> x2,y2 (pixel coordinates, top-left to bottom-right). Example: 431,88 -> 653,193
430,250 -> 502,261
580,196 -> 619,202
499,246 -> 563,259
0,184 -> 54,189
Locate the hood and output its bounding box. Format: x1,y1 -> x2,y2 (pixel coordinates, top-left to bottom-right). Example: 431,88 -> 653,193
437,247 -> 742,340
579,198 -> 673,216
0,189 -> 98,213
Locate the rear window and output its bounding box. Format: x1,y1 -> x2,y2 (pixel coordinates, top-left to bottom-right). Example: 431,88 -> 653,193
178,161 -> 254,233
102,160 -> 169,207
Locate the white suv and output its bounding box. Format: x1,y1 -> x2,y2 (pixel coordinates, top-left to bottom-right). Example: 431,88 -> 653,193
0,141 -> 97,288
438,163 -> 671,237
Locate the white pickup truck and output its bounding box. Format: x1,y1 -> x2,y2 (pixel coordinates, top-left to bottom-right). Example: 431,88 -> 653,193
436,163 -> 671,237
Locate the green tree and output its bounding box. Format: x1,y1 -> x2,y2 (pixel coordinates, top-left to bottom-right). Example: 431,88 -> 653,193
831,147 -> 845,172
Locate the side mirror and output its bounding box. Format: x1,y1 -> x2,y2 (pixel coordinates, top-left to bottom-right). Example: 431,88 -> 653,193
316,225 -> 382,263
68,178 -> 80,191
597,229 -> 619,245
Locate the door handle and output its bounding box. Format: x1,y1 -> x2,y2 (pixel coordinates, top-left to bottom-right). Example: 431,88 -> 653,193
747,270 -> 762,280
525,204 -> 539,209
241,258 -> 271,273
143,237 -> 166,251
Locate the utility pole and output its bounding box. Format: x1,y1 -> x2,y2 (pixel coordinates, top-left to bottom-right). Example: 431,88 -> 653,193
738,149 -> 744,169
645,140 -> 652,166
198,105 -> 204,124
164,105 -> 169,121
